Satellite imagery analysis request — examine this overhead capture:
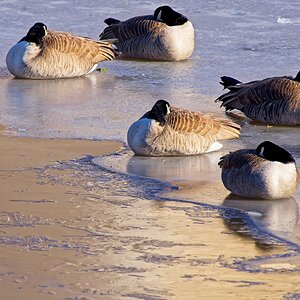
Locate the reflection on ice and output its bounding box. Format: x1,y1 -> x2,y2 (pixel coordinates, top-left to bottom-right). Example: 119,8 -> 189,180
4,74 -> 100,103
223,197 -> 300,243
0,74 -> 123,138
93,148 -> 222,182
93,146 -> 300,248
126,152 -> 221,181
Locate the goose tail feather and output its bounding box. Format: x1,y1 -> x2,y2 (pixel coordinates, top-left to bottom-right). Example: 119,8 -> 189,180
217,119 -> 241,140
104,18 -> 121,25
220,76 -> 241,89
215,76 -> 245,111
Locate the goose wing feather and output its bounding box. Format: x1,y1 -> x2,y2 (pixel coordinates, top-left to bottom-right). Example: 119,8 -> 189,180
219,150 -> 262,170
100,16 -> 164,41
217,77 -> 300,108
43,31 -> 115,62
167,107 -> 221,135
166,107 -> 240,139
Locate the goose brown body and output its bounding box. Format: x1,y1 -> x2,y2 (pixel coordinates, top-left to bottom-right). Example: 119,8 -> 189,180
127,101 -> 240,156
219,143 -> 299,199
6,27 -> 116,79
216,73 -> 300,125
99,8 -> 194,61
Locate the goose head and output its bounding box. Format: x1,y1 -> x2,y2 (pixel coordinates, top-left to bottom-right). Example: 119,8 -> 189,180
150,99 -> 171,126
256,141 -> 295,163
153,6 -> 188,26
22,22 -> 48,46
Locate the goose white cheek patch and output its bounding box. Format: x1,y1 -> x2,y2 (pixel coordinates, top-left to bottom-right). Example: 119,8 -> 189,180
43,26 -> 48,36
157,11 -> 162,21
166,104 -> 170,114
259,147 -> 265,157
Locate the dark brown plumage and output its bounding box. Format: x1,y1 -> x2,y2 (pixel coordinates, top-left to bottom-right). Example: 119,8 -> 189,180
215,72 -> 300,125
99,6 -> 195,61
219,141 -> 299,199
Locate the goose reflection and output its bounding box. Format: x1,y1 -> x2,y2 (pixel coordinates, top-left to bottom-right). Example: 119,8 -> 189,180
126,152 -> 221,182
0,74 -> 118,137
223,195 -> 299,248
4,73 -> 109,104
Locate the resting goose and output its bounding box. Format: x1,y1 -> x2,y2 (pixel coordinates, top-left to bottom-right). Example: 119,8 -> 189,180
127,100 -> 241,156
99,5 -> 194,61
215,72 -> 300,125
219,141 -> 299,199
6,22 -> 116,79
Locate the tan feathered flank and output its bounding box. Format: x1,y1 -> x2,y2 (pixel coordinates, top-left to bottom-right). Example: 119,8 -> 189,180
127,100 -> 240,156
6,22 -> 116,79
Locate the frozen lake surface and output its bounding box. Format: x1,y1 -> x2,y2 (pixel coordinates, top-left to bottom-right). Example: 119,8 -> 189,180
0,0 -> 300,274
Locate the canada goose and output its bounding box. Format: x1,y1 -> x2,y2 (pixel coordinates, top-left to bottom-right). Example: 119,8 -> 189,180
215,72 -> 300,125
99,5 -> 194,61
219,141 -> 299,199
6,22 -> 116,79
127,100 -> 240,156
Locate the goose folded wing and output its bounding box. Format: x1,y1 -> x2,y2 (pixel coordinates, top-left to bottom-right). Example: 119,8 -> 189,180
224,77 -> 298,106
218,150 -> 260,169
100,16 -> 164,41
43,31 -> 115,62
166,108 -> 223,136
